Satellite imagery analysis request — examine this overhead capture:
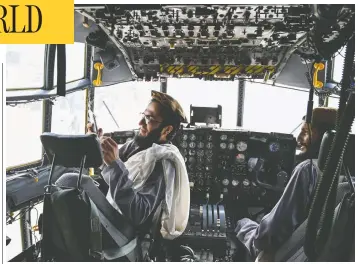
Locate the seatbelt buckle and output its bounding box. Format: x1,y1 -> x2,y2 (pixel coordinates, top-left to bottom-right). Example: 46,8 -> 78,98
89,249 -> 104,261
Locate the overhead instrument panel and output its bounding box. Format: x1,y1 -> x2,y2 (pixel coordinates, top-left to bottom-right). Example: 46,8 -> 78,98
75,4 -> 320,81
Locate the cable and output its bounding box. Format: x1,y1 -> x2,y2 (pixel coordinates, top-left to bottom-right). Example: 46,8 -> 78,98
290,121 -> 303,135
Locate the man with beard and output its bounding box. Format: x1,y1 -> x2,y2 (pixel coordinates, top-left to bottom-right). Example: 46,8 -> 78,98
234,107 -> 338,261
87,90 -> 190,240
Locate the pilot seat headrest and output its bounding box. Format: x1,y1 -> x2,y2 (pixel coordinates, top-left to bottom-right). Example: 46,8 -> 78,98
40,132 -> 103,168
318,130 -> 355,175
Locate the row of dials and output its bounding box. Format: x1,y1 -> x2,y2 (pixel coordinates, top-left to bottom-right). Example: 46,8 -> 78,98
219,133 -> 282,153
181,133 -> 213,142
180,141 -> 214,150
180,138 -> 248,152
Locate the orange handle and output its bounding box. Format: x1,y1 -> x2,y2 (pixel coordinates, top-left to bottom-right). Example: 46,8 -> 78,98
93,62 -> 104,86
313,62 -> 325,89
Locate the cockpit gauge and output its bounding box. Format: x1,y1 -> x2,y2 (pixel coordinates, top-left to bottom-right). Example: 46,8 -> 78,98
269,142 -> 280,152
197,150 -> 204,156
189,134 -> 196,141
189,142 -> 196,148
198,142 -> 205,149
236,153 -> 245,163
180,141 -> 188,148
222,179 -> 229,186
220,142 -> 227,149
232,179 -> 239,186
206,142 -> 213,149
237,141 -> 248,151
207,134 -> 213,141
242,179 -> 250,187
181,134 -> 188,141
228,142 -> 235,150
197,157 -> 204,163
205,150 -> 213,157
189,149 -> 196,156
220,134 -> 228,141
188,157 -> 196,164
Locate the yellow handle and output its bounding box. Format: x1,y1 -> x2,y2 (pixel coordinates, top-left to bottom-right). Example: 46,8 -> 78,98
93,62 -> 104,86
313,62 -> 325,89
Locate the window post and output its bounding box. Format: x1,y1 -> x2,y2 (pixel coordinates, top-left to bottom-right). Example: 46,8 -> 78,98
237,79 -> 245,127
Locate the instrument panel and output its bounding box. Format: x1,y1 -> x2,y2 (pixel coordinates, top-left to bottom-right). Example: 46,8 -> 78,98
108,127 -> 296,206
174,127 -> 297,205
177,128 -> 216,193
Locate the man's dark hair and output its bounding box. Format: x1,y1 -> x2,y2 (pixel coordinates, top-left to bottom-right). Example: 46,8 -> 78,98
302,107 -> 338,137
151,98 -> 182,141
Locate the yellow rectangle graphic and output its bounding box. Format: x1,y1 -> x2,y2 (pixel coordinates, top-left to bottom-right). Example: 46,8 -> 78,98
160,64 -> 276,77
0,0 -> 74,44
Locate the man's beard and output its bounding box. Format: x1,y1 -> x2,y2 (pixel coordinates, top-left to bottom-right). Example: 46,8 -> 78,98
134,126 -> 163,149
295,139 -> 321,165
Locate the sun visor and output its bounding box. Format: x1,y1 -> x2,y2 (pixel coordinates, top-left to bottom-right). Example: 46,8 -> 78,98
274,54 -> 313,90
91,44 -> 134,86
74,11 -> 98,43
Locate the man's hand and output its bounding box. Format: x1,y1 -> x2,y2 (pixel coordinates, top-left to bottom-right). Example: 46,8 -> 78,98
86,122 -> 103,137
101,137 -> 119,166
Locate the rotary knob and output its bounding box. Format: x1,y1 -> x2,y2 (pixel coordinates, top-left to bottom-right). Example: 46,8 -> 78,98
242,179 -> 250,188
222,178 -> 229,186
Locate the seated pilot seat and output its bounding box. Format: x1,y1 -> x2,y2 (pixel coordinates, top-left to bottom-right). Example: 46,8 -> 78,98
39,132 -> 161,262
255,131 -> 355,262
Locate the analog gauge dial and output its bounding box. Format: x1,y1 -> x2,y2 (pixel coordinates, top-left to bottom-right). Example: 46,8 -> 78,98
189,134 -> 196,141
222,179 -> 229,186
198,142 -> 205,149
232,179 -> 239,186
205,150 -> 213,157
242,179 -> 250,187
237,141 -> 247,151
207,134 -> 213,141
188,157 -> 196,164
189,149 -> 196,156
228,143 -> 235,150
197,150 -> 204,156
181,134 -> 188,141
220,142 -> 227,149
189,142 -> 196,149
269,142 -> 280,152
236,153 -> 245,163
206,142 -> 213,149
197,157 -> 204,163
180,141 -> 188,148
220,134 -> 228,141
